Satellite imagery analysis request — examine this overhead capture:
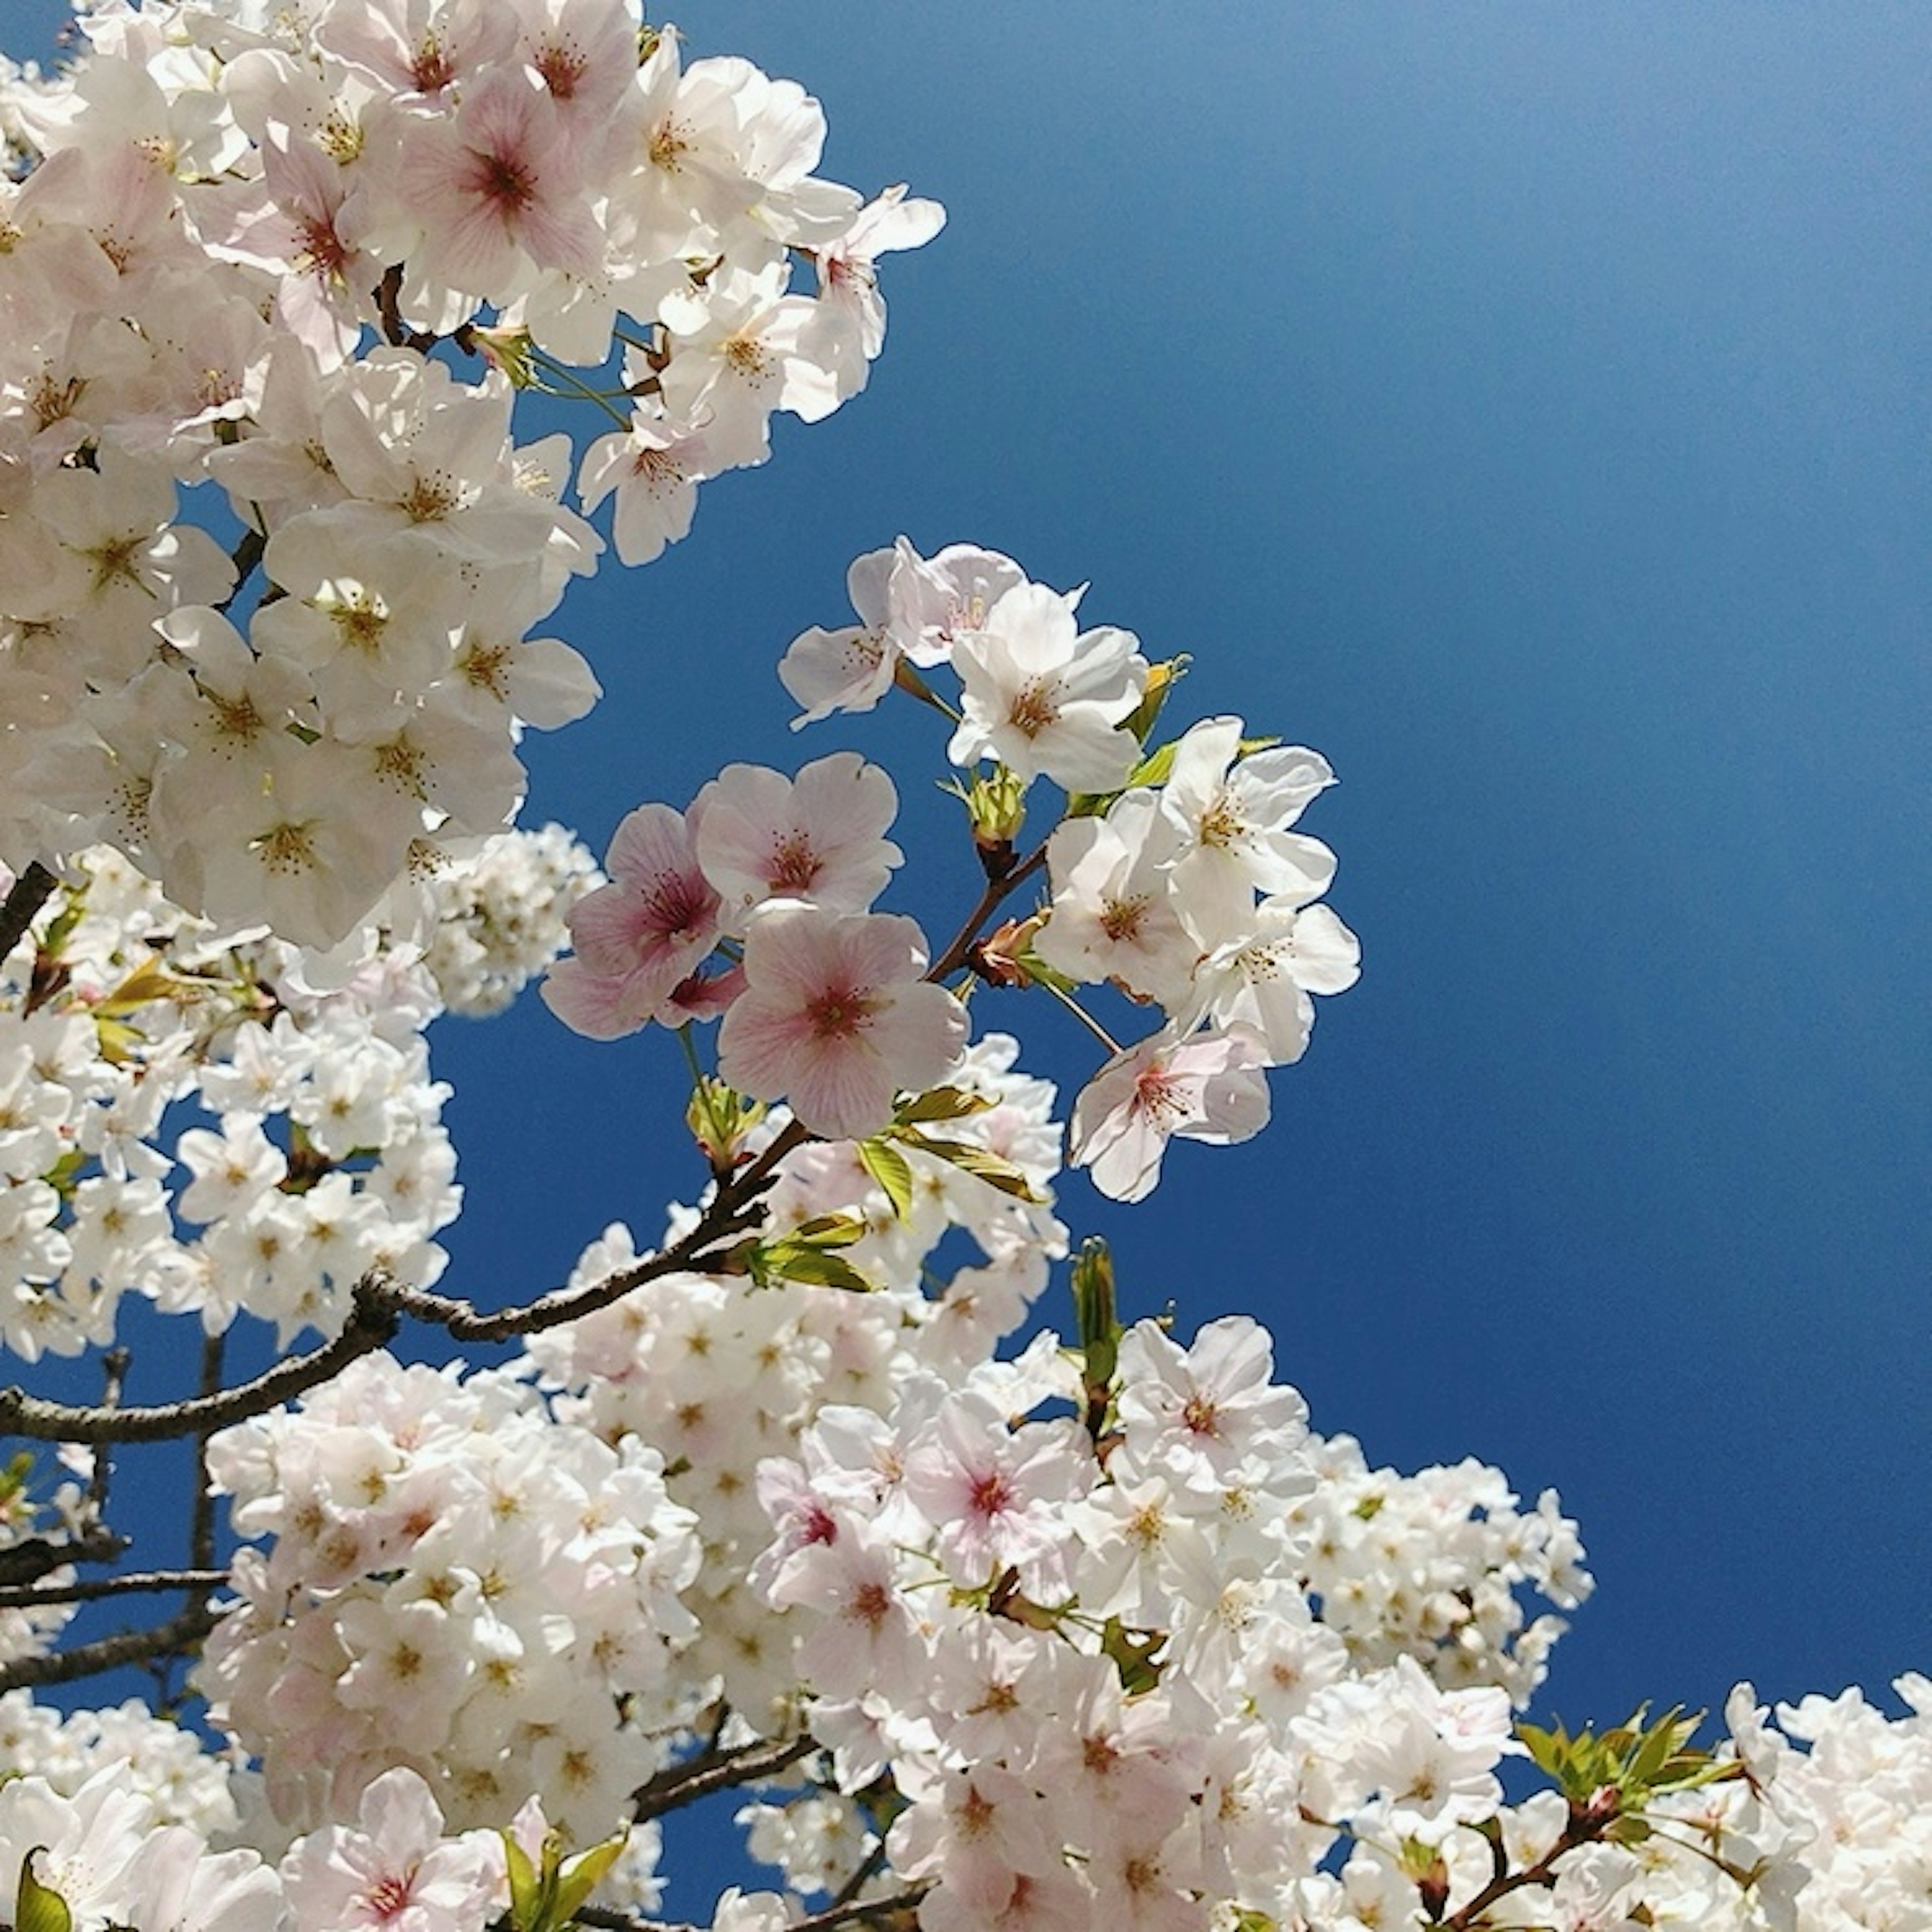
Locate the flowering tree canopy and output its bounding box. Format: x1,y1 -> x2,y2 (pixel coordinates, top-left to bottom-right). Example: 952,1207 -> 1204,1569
0,7 -> 1924,1932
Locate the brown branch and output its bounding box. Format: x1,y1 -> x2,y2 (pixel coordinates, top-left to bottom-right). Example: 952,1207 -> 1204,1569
0,1598 -> 220,1693
0,1528 -> 125,1586
0,861 -> 58,962
925,839 -> 1049,983
0,1567 -> 227,1609
1445,1804 -> 1612,1929
576,1887 -> 928,1932
214,523 -> 266,614
0,1272 -> 400,1443
187,1333 -> 223,1569
390,1120 -> 811,1343
631,1731 -> 816,1824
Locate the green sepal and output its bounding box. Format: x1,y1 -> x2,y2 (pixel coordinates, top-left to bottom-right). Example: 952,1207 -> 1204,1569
17,1849 -> 74,1932
857,1138 -> 915,1221
1070,1236 -> 1121,1397
468,324 -> 541,389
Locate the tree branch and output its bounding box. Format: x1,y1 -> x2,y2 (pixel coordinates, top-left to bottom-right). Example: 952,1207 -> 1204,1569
0,861 -> 58,963
0,1273 -> 400,1443
576,1886 -> 928,1932
925,839 -> 1048,983
389,1120 -> 810,1343
0,1598 -> 220,1693
631,1731 -> 817,1824
0,1567 -> 228,1609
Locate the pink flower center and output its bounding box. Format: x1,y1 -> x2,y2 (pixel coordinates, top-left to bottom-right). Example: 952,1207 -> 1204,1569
807,985 -> 875,1039
968,1468 -> 1015,1519
366,1868 -> 417,1921
643,871 -> 710,940
1131,1065 -> 1188,1127
471,146 -> 538,215
535,40 -> 587,99
410,33 -> 454,93
767,831 -> 823,894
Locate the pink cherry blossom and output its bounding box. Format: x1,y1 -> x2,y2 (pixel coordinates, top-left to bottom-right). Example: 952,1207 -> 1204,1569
692,751 -> 902,934
1068,1024 -> 1271,1202
716,904 -> 967,1140
541,803 -> 721,1039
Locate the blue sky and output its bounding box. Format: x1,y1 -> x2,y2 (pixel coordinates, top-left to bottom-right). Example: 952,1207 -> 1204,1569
11,0 -> 1928,1762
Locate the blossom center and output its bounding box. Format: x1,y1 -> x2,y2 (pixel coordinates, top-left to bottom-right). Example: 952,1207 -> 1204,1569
807,985 -> 876,1039
1007,677 -> 1060,739
767,831 -> 822,894
366,1868 -> 418,1921
471,146 -> 538,216
1131,1065 -> 1188,1127
967,1468 -> 1015,1519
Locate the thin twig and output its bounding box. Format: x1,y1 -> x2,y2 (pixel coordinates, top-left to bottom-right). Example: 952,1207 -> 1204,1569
0,1567 -> 227,1609
631,1732 -> 817,1824
0,1528 -> 125,1586
390,1122 -> 810,1343
925,839 -> 1049,983
576,1886 -> 929,1932
187,1333 -> 224,1570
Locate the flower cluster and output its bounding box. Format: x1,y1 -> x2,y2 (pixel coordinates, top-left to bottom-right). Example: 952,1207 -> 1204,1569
1287,1433 -> 1592,1707
200,1351 -> 703,1844
543,751 -> 969,1140
745,1314 -> 1557,1932
550,538 -> 1357,1200
0,1689 -> 240,1836
0,0 -> 938,948
0,847 -> 456,1353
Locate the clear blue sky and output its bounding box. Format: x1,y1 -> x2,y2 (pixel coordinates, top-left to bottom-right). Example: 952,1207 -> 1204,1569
15,0 -> 1930,1757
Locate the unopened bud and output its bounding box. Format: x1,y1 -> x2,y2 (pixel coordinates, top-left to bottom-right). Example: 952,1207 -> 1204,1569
687,1076 -> 764,1177
466,324 -> 539,388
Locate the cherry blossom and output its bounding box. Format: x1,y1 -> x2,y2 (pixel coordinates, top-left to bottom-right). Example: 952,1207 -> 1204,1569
717,904 -> 968,1140
948,579 -> 1150,791
1068,1024 -> 1272,1202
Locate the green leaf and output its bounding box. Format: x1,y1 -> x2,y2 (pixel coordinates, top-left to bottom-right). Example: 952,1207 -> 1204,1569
857,1138 -> 916,1222
551,1831 -> 629,1926
790,1214 -> 866,1248
759,1246 -> 875,1293
898,1131 -> 1042,1201
1099,1616 -> 1165,1695
893,1086 -> 993,1124
502,1829 -> 543,1932
1119,653 -> 1189,746
17,1850 -> 74,1932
